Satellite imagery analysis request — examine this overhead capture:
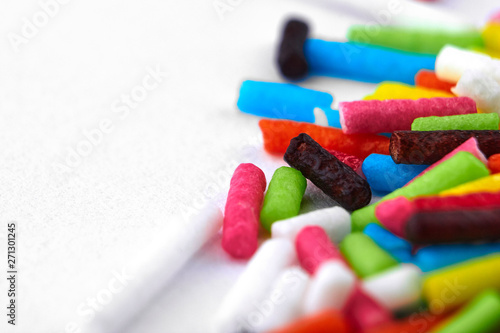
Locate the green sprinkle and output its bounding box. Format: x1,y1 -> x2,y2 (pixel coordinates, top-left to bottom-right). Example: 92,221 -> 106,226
340,233 -> 398,278
347,25 -> 484,55
351,152 -> 490,232
434,290 -> 500,333
260,166 -> 307,232
412,113 -> 499,131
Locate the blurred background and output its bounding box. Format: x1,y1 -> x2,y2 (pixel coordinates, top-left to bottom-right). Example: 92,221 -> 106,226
0,0 -> 498,332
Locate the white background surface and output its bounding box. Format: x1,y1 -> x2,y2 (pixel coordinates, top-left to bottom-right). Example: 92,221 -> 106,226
0,1 -> 498,332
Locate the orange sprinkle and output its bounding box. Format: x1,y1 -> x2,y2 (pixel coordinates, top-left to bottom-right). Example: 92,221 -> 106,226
269,310 -> 350,333
259,119 -> 390,159
415,70 -> 455,94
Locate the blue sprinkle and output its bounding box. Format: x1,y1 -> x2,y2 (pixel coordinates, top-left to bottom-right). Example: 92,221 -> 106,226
363,223 -> 414,263
362,154 -> 429,193
237,80 -> 340,127
304,40 -> 436,85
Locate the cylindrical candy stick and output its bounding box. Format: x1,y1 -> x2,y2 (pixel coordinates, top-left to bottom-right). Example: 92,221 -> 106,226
432,290 -> 500,333
269,309 -> 349,333
327,150 -> 364,177
284,133 -> 371,211
259,119 -> 390,158
362,264 -> 422,311
435,45 -> 500,84
295,226 -> 345,275
415,70 -> 455,93
363,223 -> 413,263
237,80 -> 340,127
260,166 -> 306,232
489,154 -> 500,173
303,261 -> 356,314
405,137 -> 487,185
347,26 -> 483,55
298,227 -> 392,330
254,267 -> 310,332
339,97 -> 477,134
83,204 -> 223,333
222,163 -> 266,259
451,70 -> 500,115
363,82 -> 453,101
271,206 -> 351,244
412,113 -> 500,131
213,238 -> 296,333
483,23 -> 500,52
304,39 -> 435,84
376,192 -> 500,237
440,174 -> 500,196
424,255 -> 500,314
343,285 -> 392,332
351,151 -> 490,231
277,19 -> 309,80
362,154 -> 429,194
340,233 -> 398,279
406,208 -> 500,244
390,130 -> 500,164
415,242 -> 500,273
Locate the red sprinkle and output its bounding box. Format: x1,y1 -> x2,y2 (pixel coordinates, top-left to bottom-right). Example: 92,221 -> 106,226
328,150 -> 365,177
488,154 -> 500,174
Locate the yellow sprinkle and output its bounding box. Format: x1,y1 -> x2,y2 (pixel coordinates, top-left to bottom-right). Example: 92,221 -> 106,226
440,173 -> 500,196
482,23 -> 500,53
363,82 -> 454,101
471,47 -> 500,59
423,255 -> 500,314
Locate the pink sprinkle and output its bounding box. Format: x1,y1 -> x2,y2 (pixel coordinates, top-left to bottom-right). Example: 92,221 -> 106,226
222,163 -> 266,259
343,285 -> 392,332
375,197 -> 414,238
339,97 -> 477,134
375,191 -> 500,238
405,137 -> 487,185
295,226 -> 345,275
